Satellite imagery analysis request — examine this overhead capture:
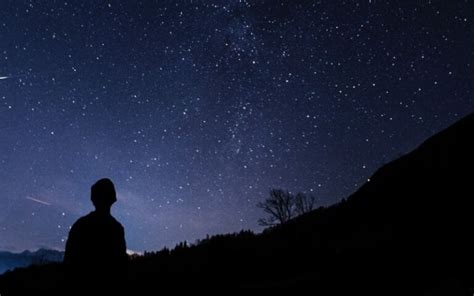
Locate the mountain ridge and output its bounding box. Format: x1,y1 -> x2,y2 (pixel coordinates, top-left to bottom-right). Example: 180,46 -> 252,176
0,249 -> 63,275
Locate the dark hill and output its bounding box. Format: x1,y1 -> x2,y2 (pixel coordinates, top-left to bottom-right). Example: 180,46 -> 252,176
0,249 -> 63,275
0,113 -> 473,295
256,112 -> 474,294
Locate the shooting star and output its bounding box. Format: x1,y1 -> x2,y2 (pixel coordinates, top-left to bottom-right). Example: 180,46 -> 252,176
0,76 -> 10,80
26,196 -> 51,206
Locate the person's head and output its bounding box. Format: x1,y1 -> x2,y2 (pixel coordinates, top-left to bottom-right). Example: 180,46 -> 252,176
91,178 -> 117,212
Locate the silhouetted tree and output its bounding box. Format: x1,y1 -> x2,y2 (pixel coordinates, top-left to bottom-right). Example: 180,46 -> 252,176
257,189 -> 319,226
294,192 -> 317,216
257,189 -> 295,226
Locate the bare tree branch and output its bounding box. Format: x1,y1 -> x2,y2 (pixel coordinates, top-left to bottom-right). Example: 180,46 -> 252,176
294,193 -> 317,216
257,189 -> 319,226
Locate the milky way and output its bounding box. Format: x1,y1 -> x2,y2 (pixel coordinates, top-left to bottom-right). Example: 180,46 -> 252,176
0,1 -> 472,252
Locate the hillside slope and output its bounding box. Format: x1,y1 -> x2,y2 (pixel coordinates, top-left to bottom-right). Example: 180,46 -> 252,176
131,112 -> 474,294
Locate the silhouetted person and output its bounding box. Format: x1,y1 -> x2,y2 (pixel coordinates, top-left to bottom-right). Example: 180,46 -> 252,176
64,178 -> 127,291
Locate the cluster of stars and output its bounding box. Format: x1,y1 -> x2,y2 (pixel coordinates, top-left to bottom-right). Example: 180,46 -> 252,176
0,1 -> 472,252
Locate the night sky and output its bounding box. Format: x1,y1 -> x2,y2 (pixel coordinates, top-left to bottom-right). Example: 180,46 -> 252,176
0,1 -> 472,253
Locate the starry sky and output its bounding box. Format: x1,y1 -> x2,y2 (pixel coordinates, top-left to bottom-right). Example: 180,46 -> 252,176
0,1 -> 472,252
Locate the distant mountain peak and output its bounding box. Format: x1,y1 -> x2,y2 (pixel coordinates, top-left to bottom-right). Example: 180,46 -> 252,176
0,249 -> 64,275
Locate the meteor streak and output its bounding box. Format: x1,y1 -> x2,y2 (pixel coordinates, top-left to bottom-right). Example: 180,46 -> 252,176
26,196 -> 51,206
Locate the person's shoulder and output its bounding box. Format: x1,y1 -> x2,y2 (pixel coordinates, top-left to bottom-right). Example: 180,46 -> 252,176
71,213 -> 95,228
107,216 -> 124,234
110,216 -> 124,228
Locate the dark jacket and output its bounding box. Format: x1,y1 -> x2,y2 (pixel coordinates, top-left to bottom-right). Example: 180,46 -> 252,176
64,211 -> 127,289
